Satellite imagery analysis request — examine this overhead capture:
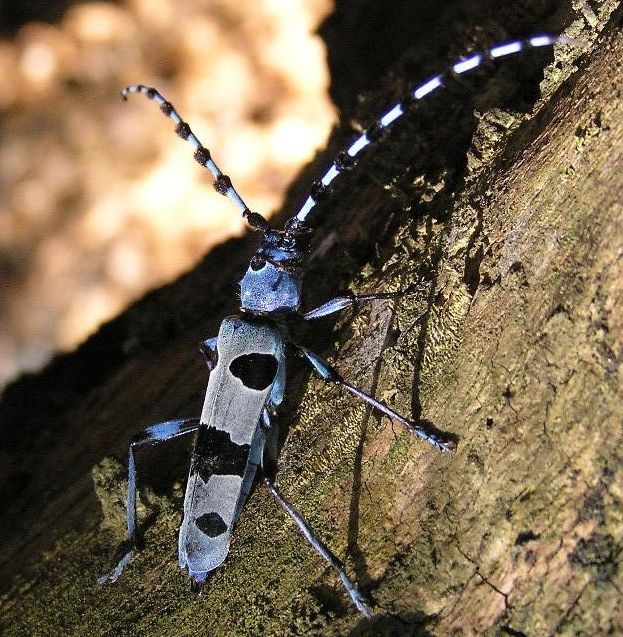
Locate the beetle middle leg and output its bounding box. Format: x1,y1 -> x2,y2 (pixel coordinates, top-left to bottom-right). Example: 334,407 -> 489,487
99,417 -> 200,584
296,345 -> 454,453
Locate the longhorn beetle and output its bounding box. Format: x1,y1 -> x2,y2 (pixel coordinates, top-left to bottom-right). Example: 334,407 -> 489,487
100,34 -> 578,617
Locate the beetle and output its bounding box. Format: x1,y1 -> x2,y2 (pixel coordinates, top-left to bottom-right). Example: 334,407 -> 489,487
100,33 -> 577,617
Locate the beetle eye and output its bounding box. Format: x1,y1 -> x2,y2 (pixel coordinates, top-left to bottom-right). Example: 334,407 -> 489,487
250,255 -> 265,271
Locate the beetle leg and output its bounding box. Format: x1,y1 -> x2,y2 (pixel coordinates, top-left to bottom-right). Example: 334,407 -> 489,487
199,336 -> 218,371
99,417 -> 201,584
259,408 -> 280,480
297,345 -> 454,453
263,474 -> 373,618
300,285 -> 426,321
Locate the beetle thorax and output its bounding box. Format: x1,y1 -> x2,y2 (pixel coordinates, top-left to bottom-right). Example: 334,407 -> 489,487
239,230 -> 307,314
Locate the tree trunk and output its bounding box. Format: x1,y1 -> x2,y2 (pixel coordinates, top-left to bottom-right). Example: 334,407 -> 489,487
1,3 -> 622,636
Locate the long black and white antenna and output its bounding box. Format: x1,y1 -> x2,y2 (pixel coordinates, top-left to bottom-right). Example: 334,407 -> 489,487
289,34 -> 580,230
121,85 -> 271,233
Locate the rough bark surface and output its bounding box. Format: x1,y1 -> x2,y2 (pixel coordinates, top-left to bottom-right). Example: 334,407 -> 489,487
1,2 -> 622,636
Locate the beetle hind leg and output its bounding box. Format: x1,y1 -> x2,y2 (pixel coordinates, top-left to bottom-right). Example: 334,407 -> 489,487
263,474 -> 373,618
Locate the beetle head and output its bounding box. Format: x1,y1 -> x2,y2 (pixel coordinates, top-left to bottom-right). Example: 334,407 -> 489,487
239,224 -> 310,314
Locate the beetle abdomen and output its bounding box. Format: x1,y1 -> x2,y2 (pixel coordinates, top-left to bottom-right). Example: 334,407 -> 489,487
178,316 -> 285,589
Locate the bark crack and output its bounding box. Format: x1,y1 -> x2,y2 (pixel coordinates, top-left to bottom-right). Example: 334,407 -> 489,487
455,542 -> 511,609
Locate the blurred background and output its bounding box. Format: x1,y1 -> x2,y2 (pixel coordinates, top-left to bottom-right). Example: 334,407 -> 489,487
0,0 -> 334,387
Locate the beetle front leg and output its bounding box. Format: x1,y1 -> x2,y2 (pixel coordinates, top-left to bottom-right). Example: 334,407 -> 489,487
98,417 -> 200,584
300,284 -> 427,320
199,336 -> 218,371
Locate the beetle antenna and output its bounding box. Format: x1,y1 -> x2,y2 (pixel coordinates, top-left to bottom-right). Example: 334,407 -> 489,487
121,85 -> 271,234
288,33 -> 583,232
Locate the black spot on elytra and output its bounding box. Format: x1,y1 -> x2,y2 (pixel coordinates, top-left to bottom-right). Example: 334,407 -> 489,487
195,512 -> 228,537
229,353 -> 278,390
192,427 -> 250,479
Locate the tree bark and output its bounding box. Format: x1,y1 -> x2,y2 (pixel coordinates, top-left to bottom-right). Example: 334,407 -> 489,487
1,3 -> 622,636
